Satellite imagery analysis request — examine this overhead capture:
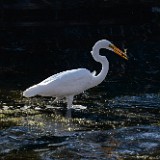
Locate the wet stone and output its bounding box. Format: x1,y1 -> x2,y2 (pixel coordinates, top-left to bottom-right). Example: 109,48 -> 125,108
35,107 -> 42,110
3,106 -> 9,110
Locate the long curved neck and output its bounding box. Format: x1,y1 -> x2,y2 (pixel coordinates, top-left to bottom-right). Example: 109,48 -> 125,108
91,45 -> 109,87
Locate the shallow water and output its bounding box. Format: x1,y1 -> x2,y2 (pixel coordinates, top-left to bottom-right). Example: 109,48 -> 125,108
0,84 -> 160,160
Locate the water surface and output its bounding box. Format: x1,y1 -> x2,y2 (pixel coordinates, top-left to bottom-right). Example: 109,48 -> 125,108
0,84 -> 160,160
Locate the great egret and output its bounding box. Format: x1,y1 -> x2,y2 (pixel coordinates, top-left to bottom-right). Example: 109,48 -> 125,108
23,39 -> 128,109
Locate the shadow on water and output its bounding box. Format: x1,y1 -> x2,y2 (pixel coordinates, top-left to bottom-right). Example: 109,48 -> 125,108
0,82 -> 160,160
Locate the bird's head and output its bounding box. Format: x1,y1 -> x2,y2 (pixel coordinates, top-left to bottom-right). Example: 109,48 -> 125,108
94,39 -> 128,60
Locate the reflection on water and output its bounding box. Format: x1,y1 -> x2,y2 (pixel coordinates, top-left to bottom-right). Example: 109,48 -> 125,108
0,86 -> 160,159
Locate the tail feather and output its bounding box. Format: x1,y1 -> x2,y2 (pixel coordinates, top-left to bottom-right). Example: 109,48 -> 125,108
23,85 -> 39,97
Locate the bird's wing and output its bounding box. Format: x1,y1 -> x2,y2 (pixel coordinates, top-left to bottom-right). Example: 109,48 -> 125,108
39,71 -> 66,85
23,68 -> 93,97
39,68 -> 92,86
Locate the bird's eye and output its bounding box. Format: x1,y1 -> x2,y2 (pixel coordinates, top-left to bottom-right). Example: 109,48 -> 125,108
109,44 -> 114,49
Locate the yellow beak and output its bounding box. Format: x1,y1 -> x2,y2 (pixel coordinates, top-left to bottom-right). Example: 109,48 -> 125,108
109,44 -> 128,60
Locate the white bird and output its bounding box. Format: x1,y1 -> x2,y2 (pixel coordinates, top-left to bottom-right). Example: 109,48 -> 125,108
23,39 -> 128,109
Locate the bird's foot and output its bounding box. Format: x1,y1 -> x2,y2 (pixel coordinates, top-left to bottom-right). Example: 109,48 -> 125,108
53,97 -> 64,103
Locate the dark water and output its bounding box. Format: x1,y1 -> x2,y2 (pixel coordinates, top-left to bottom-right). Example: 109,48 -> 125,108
0,83 -> 160,160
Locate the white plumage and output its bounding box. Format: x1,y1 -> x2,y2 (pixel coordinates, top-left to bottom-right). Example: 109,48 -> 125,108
23,39 -> 128,108
24,69 -> 94,97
